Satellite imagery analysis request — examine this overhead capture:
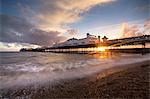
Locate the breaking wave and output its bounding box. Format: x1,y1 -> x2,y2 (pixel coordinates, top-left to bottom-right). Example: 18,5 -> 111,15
0,52 -> 149,89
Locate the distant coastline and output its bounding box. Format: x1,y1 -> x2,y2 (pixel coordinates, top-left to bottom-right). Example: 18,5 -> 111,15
0,51 -> 19,53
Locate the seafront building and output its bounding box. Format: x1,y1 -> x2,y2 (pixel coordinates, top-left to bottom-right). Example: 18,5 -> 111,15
52,33 -> 106,48
20,34 -> 150,52
52,33 -> 150,48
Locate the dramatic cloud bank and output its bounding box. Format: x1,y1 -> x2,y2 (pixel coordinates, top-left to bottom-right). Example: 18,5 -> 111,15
121,18 -> 150,38
121,23 -> 142,37
26,0 -> 114,32
1,0 -> 114,47
0,14 -> 65,46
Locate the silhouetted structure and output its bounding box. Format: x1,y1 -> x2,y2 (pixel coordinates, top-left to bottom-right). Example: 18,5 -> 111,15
20,34 -> 150,54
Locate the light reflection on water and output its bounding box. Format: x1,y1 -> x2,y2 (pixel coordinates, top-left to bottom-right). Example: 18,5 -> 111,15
89,52 -> 111,59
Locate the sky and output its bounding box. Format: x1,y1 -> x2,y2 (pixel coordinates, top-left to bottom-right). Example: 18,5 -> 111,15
0,0 -> 150,51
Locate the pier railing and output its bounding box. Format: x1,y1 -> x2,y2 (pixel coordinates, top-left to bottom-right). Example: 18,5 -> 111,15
20,35 -> 150,54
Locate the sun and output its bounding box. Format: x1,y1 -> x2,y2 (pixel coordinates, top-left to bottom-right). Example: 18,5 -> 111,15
97,47 -> 106,52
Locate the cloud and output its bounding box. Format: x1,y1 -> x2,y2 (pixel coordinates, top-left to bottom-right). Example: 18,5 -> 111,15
1,0 -> 114,48
85,19 -> 146,39
0,42 -> 40,52
67,29 -> 79,36
121,22 -> 143,38
0,14 -> 66,46
121,18 -> 150,38
144,18 -> 150,34
19,0 -> 114,32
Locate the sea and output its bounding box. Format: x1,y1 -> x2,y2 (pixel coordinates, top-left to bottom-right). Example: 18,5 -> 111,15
0,52 -> 149,89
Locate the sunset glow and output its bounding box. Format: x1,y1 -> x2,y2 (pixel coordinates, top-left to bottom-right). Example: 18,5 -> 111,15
97,47 -> 106,52
0,0 -> 149,51
0,0 -> 150,98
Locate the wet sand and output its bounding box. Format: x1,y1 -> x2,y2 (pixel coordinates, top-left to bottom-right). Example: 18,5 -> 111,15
1,61 -> 150,99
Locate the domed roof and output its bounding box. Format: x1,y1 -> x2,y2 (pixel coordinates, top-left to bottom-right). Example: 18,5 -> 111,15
67,37 -> 78,41
102,36 -> 108,39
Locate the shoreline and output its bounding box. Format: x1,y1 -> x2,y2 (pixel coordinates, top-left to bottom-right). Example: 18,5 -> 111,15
1,61 -> 149,98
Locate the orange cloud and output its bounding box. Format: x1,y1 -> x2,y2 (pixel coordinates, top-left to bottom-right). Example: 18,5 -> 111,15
20,0 -> 114,33
144,18 -> 150,35
121,22 -> 143,38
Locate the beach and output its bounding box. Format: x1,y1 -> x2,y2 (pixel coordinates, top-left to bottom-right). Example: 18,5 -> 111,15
1,60 -> 149,99
1,0 -> 150,98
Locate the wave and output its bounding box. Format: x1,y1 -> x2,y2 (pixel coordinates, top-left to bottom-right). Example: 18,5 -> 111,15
0,53 -> 149,89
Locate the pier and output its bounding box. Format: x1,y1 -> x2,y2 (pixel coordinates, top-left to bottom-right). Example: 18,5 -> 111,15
20,35 -> 150,54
